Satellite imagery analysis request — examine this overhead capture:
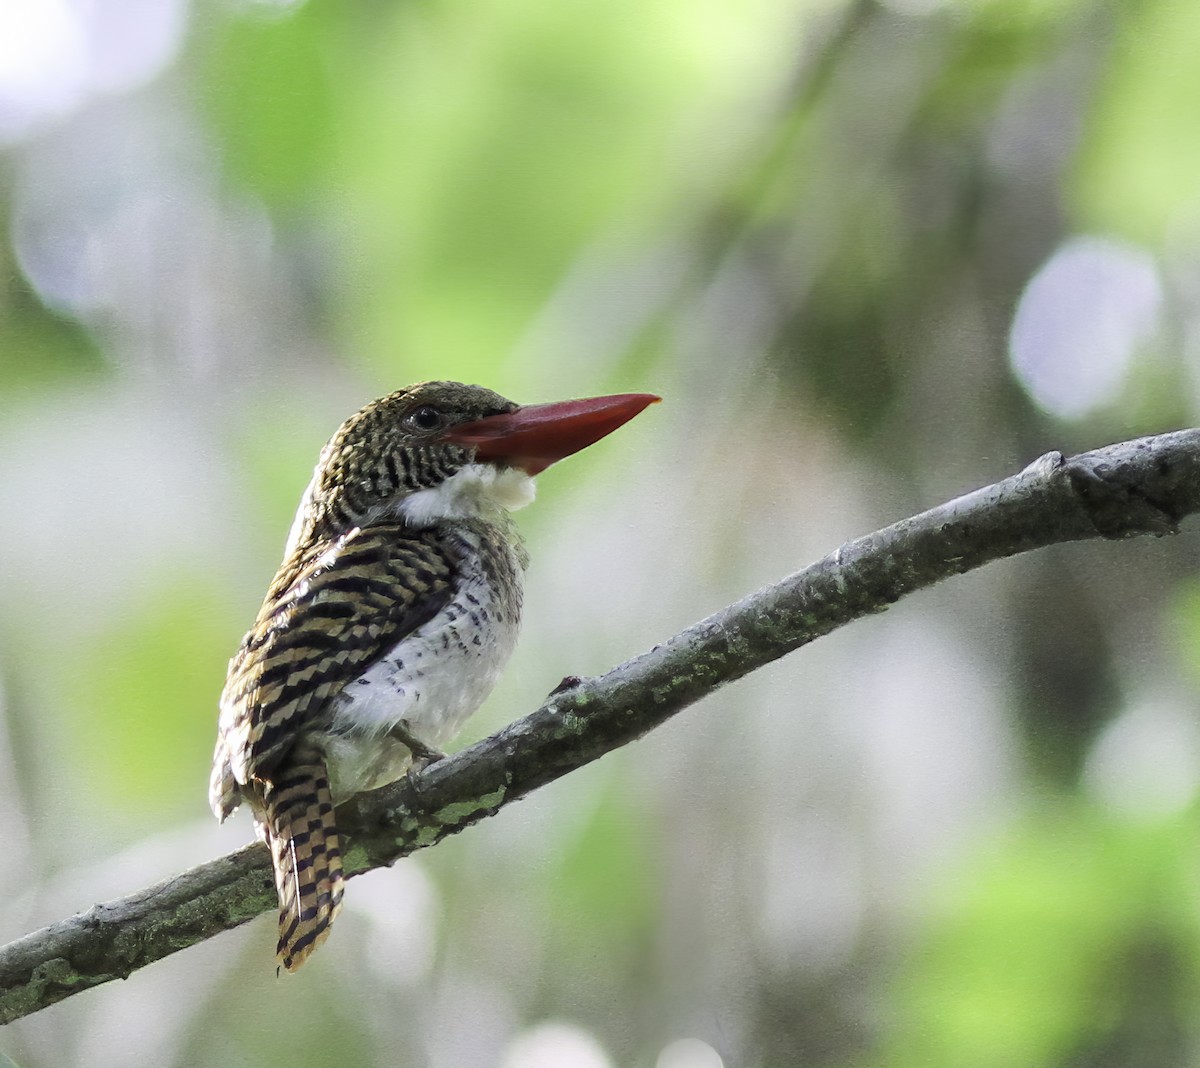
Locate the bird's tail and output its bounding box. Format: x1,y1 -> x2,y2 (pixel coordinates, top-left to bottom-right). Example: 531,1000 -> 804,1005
261,757 -> 345,972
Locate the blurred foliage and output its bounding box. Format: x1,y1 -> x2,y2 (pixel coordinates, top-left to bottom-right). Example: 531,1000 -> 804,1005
0,240 -> 104,400
61,579 -> 239,820
3,0 -> 1200,1065
880,806 -> 1200,1068
195,0 -> 802,379
1073,0 -> 1200,243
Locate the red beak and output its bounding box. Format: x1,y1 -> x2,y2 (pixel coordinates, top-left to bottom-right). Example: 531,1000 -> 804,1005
444,393 -> 661,475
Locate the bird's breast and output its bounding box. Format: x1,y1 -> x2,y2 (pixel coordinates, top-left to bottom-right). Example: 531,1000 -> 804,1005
322,537 -> 522,800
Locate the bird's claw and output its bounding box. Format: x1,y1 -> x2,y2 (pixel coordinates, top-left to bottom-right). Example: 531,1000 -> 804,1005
390,722 -> 447,774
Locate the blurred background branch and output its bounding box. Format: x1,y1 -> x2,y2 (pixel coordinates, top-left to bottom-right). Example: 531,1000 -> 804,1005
3,426 -> 1199,1028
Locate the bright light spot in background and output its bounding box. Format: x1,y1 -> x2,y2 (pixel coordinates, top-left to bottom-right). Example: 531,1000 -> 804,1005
1009,236 -> 1162,419
657,1037 -> 725,1068
0,0 -> 86,141
79,0 -> 188,95
1083,696 -> 1200,819
499,1023 -> 612,1068
0,0 -> 187,144
10,112 -> 285,377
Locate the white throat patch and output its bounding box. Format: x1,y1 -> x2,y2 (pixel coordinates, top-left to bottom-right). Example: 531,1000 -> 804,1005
396,463 -> 536,526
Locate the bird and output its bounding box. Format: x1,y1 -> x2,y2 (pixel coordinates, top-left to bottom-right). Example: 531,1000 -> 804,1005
209,380 -> 659,971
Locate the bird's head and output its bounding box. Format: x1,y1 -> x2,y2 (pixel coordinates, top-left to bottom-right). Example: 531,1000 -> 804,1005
287,381 -> 659,552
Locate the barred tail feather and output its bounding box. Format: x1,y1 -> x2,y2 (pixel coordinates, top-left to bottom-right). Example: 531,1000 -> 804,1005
262,760 -> 345,972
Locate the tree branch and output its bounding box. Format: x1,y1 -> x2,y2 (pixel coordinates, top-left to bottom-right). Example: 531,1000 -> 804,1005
4,430 -> 1200,1024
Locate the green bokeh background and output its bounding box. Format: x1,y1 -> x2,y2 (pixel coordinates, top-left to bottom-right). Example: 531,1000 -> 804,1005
4,0 -> 1200,1065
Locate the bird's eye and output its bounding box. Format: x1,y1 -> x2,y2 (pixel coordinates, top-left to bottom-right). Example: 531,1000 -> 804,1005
406,405 -> 443,431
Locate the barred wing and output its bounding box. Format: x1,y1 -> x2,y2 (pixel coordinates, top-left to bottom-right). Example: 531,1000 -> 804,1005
210,521 -> 456,817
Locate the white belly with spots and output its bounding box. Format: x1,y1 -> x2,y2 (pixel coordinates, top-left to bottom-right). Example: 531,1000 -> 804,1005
322,566 -> 520,801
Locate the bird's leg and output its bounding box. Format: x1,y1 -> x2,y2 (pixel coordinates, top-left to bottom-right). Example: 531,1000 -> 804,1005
389,720 -> 447,773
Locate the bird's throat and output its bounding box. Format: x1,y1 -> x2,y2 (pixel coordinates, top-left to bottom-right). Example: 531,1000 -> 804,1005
395,463 -> 536,526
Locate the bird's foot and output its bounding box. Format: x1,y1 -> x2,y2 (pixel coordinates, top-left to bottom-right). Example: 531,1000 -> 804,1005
390,721 -> 447,774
